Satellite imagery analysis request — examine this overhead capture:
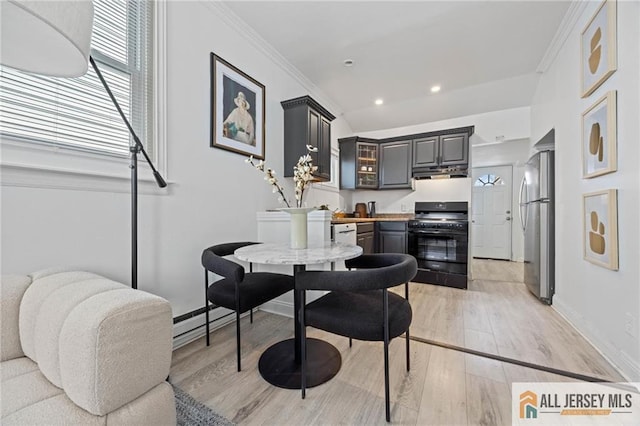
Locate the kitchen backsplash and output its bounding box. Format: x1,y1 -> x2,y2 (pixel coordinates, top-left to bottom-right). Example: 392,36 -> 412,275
348,178 -> 472,213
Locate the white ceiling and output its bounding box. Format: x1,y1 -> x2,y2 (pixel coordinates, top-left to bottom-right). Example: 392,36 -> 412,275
223,1 -> 571,133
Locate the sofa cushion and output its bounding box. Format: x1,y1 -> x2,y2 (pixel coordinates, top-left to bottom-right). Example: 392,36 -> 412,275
0,275 -> 31,361
1,359 -> 64,418
1,381 -> 175,426
1,393 -> 104,426
19,270 -> 102,361
59,288 -> 173,415
0,357 -> 39,382
16,271 -> 173,416
34,279 -> 124,387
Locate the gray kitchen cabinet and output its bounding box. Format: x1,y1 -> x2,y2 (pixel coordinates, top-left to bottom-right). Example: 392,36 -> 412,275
413,132 -> 468,168
376,221 -> 407,254
379,140 -> 412,189
356,222 -> 375,254
282,95 -> 335,181
439,132 -> 468,166
341,126 -> 473,188
339,137 -> 379,189
413,136 -> 439,168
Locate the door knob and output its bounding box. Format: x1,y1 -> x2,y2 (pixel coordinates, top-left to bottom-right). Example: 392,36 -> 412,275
506,217 -> 511,221
506,210 -> 511,214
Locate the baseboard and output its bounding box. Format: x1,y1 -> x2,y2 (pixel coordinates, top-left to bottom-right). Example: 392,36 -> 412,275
172,308 -> 241,350
259,299 -> 294,318
258,290 -> 328,318
553,296 -> 640,381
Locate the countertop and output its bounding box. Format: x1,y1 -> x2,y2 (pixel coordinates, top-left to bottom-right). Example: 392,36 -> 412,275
331,214 -> 413,224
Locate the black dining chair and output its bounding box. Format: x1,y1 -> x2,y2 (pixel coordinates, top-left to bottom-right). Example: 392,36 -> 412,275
297,253 -> 418,422
202,242 -> 295,371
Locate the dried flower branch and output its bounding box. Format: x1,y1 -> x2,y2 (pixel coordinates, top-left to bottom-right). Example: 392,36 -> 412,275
293,145 -> 318,207
246,156 -> 291,207
246,144 -> 318,208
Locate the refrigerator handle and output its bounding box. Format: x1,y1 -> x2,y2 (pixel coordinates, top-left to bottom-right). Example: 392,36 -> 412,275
518,176 -> 527,233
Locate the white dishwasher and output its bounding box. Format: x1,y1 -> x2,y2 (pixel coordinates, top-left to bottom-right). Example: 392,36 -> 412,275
332,223 -> 357,245
332,223 -> 358,270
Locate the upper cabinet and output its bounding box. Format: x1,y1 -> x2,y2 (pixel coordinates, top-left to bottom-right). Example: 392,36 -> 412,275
339,137 -> 379,189
439,133 -> 469,166
379,140 -> 412,189
413,132 -> 469,168
282,96 -> 335,181
413,136 -> 439,168
340,126 -> 473,190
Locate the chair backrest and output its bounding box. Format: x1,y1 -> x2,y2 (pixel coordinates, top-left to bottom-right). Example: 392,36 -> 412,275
201,242 -> 259,283
297,253 -> 417,292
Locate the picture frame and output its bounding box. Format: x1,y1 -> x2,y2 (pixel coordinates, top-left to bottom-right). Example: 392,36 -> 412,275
582,91 -> 617,178
210,53 -> 265,159
581,0 -> 616,98
583,189 -> 618,270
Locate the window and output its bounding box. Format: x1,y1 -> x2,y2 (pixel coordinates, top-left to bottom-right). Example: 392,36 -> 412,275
474,174 -> 505,186
0,0 -> 153,158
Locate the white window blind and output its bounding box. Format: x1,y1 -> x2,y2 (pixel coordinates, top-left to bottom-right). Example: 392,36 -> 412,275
0,0 -> 153,158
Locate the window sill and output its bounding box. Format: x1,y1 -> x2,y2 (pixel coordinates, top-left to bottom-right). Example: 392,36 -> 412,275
1,139 -> 171,195
1,161 -> 172,195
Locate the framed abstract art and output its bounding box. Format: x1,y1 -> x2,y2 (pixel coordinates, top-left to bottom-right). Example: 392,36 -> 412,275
581,0 -> 617,98
583,189 -> 618,270
582,91 -> 617,178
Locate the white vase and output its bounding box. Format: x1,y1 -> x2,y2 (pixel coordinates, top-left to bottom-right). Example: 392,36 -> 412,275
279,207 -> 315,249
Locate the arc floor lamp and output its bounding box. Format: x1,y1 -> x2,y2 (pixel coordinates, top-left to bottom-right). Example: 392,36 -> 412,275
1,0 -> 166,289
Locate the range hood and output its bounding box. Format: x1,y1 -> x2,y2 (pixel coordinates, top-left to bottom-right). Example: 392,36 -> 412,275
412,165 -> 468,180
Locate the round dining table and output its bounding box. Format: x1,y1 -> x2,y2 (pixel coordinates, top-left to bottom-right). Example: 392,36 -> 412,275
234,242 -> 363,389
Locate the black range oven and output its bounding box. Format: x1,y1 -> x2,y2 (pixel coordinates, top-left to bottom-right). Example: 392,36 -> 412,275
408,202 -> 469,289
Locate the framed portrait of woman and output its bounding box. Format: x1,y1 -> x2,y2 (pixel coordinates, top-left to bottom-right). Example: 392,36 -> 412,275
210,53 -> 266,159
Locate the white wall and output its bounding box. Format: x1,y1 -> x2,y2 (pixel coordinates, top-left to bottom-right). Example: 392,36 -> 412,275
530,1 -> 639,379
472,138 -> 530,262
0,2 -> 351,323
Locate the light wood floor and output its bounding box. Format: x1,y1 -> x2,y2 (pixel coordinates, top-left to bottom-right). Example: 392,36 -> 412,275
170,259 -> 624,425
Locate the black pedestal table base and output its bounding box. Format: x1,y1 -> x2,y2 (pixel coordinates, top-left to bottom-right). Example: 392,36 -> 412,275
258,338 -> 341,389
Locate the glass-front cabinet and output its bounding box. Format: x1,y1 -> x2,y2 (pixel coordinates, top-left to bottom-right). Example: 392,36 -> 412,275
339,137 -> 379,189
356,142 -> 378,188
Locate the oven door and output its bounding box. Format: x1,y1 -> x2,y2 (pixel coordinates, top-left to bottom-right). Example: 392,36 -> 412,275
408,228 -> 468,275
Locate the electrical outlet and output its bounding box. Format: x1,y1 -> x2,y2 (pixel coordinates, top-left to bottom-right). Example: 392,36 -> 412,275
401,204 -> 407,212
625,312 -> 635,337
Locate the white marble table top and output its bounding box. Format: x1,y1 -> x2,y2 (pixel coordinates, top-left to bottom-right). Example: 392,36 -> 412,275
234,242 -> 363,265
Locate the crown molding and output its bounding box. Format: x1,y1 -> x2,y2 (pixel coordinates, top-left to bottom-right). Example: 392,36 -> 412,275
536,1 -> 589,73
200,1 -> 343,118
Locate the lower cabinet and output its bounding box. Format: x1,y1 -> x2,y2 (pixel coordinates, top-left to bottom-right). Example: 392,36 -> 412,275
356,222 -> 375,254
376,221 -> 408,254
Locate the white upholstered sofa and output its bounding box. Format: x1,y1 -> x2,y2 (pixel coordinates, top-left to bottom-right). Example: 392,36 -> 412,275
1,269 -> 176,425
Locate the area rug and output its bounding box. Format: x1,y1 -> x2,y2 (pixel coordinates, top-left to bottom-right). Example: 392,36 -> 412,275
173,385 -> 235,426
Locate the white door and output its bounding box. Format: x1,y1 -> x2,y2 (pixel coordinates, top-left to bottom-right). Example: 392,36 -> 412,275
471,165 -> 513,260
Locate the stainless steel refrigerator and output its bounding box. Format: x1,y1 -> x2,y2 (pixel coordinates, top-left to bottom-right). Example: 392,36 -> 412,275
519,150 -> 555,304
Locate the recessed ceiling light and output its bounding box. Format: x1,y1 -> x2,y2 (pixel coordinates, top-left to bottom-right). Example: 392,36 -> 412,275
431,85 -> 441,93
343,59 -> 354,67
375,99 -> 384,105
